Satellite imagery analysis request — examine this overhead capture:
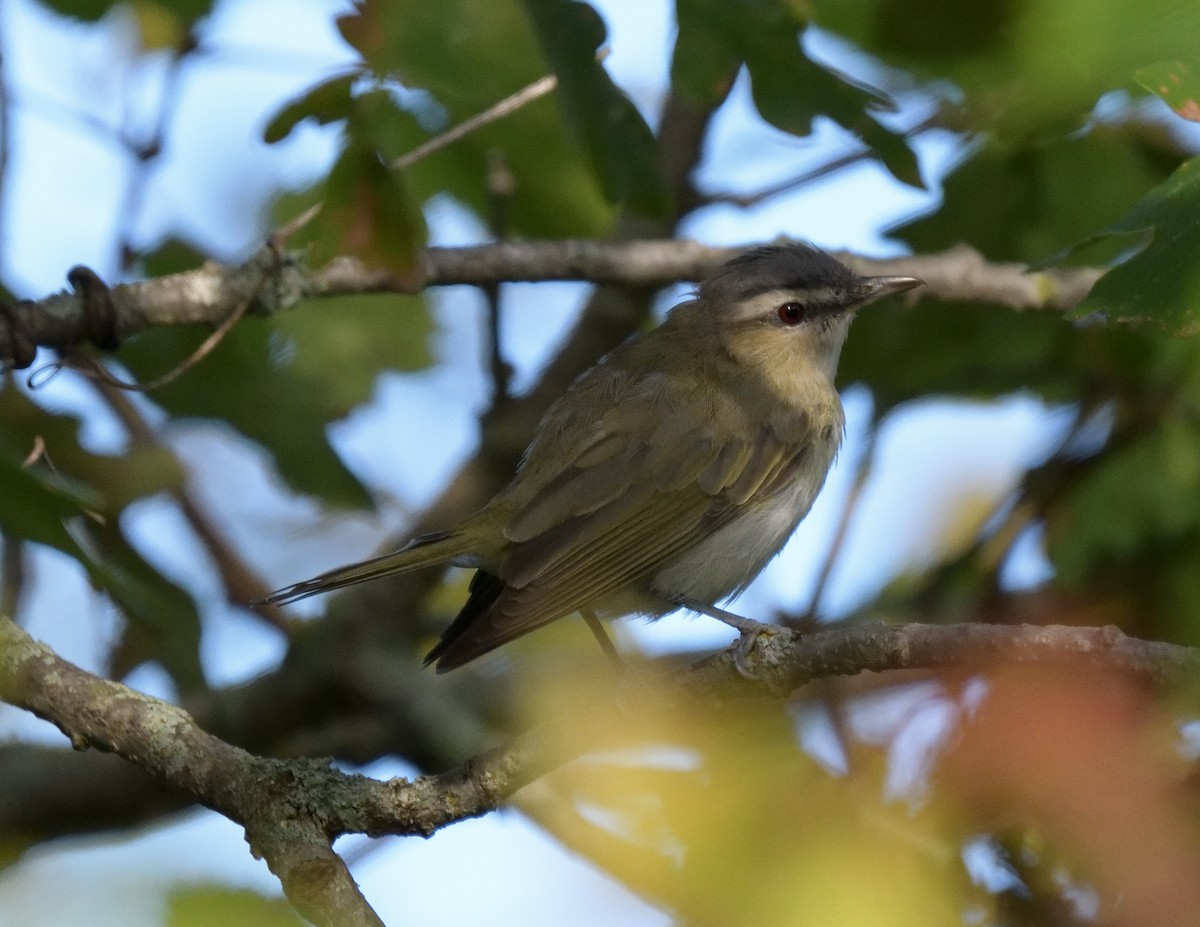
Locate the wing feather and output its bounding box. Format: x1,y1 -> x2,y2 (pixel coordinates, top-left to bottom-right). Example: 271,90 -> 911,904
434,364 -> 821,663
491,428 -> 813,637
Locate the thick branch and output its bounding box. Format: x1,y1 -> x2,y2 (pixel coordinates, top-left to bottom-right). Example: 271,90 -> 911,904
0,241 -> 1099,365
0,615 -> 380,927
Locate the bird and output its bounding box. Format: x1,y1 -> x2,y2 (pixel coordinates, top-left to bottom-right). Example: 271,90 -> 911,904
262,244 -> 922,672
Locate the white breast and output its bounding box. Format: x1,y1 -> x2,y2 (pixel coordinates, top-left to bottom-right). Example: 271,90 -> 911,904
647,442 -> 837,606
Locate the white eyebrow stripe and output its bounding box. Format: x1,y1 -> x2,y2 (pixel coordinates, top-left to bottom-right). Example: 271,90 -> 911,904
724,287 -> 846,323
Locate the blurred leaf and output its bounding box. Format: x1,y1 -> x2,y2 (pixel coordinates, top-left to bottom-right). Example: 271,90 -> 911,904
0,837 -> 26,872
1046,419 -> 1200,585
868,0 -> 1016,59
833,0 -> 1200,137
1137,59 -> 1200,123
0,383 -> 182,544
330,0 -> 615,237
1070,157 -> 1200,331
0,456 -> 96,552
946,667 -> 1200,923
893,124 -> 1182,264
674,0 -> 921,187
527,670 -> 966,927
132,2 -> 192,49
47,0 -> 211,38
0,384 -> 203,687
523,0 -> 666,216
318,139 -> 427,285
137,0 -> 211,28
79,519 -> 205,692
670,0 -> 740,107
119,295 -> 432,508
840,302 -> 1078,414
272,89 -> 431,272
37,0 -> 124,19
263,74 -> 357,145
168,886 -> 304,927
274,293 -> 434,410
140,238 -> 209,279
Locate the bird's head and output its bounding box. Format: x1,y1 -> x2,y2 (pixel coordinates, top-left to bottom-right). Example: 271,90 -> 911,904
697,244 -> 923,386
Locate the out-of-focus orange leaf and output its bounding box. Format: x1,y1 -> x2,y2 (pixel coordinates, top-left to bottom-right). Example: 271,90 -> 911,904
944,666 -> 1200,927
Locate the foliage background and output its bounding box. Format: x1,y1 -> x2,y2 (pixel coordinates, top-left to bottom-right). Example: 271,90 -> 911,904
2,0 -> 1200,924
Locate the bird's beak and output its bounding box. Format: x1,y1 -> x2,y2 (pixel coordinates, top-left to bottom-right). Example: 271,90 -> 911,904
852,275 -> 924,308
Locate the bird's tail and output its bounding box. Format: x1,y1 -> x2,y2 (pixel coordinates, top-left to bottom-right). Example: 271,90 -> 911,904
259,530 -> 475,606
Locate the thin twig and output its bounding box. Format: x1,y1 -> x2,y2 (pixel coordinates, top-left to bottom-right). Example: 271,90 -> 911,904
703,118 -> 939,210
391,74 -> 558,171
707,148 -> 878,209
55,289 -> 253,392
391,48 -> 611,171
272,202 -> 323,242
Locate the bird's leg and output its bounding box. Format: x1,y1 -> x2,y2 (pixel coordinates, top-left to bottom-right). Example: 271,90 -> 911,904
580,608 -> 624,672
669,595 -> 777,678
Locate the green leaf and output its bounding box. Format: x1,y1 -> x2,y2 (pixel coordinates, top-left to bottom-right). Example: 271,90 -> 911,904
139,238 -> 210,279
317,138 -> 428,285
0,384 -> 183,540
274,293 -> 434,412
168,886 -> 305,927
138,0 -> 212,28
670,0 -> 740,107
80,520 -> 205,692
855,0 -> 1200,137
42,0 -> 212,38
118,296 -> 432,508
523,0 -> 666,216
263,74 -> 357,145
673,0 -> 920,188
1136,59 -> 1200,123
1047,419 -> 1200,584
0,384 -> 203,687
270,87 -> 430,279
893,124 -> 1182,264
1070,157 -> 1200,332
0,456 -> 96,552
37,0 -> 124,19
840,302 -> 1080,415
0,455 -> 203,689
331,0 -> 615,238
131,1 -> 211,49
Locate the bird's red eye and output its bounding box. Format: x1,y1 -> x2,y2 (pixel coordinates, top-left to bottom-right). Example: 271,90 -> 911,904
776,302 -> 806,325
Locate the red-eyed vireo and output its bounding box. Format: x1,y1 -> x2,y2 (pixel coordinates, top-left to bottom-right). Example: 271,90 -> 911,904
264,245 -> 922,671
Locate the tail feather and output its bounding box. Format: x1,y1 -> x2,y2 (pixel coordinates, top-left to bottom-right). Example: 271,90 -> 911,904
260,530 -> 475,606
423,570 -> 507,672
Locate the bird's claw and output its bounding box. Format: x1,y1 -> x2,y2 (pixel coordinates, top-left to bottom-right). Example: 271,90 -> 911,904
731,621 -> 779,678
667,595 -> 777,678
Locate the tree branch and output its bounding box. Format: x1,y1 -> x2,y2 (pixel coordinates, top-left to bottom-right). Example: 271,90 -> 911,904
683,620 -> 1200,697
3,606 -> 1195,921
0,240 -> 1100,367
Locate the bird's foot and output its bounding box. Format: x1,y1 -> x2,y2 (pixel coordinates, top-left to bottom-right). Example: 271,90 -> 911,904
669,596 -> 777,678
